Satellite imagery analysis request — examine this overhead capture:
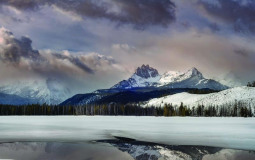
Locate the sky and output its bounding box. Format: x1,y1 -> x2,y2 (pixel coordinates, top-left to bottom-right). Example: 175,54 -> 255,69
0,0 -> 254,94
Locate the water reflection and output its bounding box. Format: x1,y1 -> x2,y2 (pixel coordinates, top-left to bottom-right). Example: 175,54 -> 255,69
0,141 -> 254,160
0,142 -> 133,160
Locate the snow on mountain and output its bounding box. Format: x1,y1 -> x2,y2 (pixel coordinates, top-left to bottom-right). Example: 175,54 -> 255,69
112,64 -> 161,89
110,142 -> 228,160
144,86 -> 255,108
112,65 -> 228,90
0,78 -> 71,105
159,70 -> 184,85
0,92 -> 38,105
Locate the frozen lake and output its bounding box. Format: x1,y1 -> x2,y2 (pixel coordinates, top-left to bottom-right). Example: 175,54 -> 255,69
0,116 -> 254,151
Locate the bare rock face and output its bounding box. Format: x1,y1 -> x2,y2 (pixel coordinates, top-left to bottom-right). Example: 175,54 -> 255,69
135,64 -> 159,78
111,64 -> 161,89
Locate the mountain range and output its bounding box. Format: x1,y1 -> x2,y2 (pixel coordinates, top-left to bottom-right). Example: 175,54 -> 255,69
0,64 -> 229,105
61,65 -> 228,106
0,78 -> 71,105
112,64 -> 228,90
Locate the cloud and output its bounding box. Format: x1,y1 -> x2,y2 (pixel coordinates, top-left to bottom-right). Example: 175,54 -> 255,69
109,28 -> 255,85
52,53 -> 94,74
198,0 -> 255,34
234,49 -> 251,57
0,0 -> 176,28
0,27 -> 130,93
0,26 -> 121,77
112,44 -> 136,54
208,22 -> 220,32
0,27 -> 42,65
0,0 -> 39,10
1,1 -> 254,91
203,149 -> 255,160
0,27 -> 96,74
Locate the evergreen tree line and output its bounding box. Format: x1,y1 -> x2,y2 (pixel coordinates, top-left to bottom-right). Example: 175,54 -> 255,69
187,89 -> 218,94
160,102 -> 253,117
0,101 -> 253,117
247,81 -> 255,87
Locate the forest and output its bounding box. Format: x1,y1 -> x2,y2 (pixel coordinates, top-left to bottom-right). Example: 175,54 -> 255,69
0,101 -> 253,117
247,81 -> 255,87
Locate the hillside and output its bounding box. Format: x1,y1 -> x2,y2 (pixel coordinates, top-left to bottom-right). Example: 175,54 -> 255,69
60,88 -> 206,106
144,86 -> 255,108
0,93 -> 37,105
0,78 -> 71,105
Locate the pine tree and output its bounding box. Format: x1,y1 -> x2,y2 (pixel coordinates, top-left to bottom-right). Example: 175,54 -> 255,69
163,104 -> 169,116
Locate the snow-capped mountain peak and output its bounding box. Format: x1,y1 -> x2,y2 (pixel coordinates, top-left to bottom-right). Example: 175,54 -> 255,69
174,67 -> 204,82
134,64 -> 159,79
186,67 -> 203,78
159,71 -> 183,84
111,64 -> 161,89
159,67 -> 203,85
112,65 -> 228,90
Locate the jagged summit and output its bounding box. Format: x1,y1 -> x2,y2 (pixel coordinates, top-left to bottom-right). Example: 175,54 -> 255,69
112,65 -> 228,90
176,67 -> 204,81
186,67 -> 203,78
134,64 -> 159,78
111,64 -> 161,89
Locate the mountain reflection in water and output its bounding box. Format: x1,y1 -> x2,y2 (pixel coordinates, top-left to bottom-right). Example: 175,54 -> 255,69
0,141 -> 254,160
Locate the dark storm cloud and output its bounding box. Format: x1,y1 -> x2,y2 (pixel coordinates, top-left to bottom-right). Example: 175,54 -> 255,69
0,0 -> 39,10
198,0 -> 255,34
104,0 -> 176,28
0,27 -> 126,93
52,53 -> 94,74
208,23 -> 220,32
0,0 -> 176,28
234,49 -> 250,57
0,29 -> 42,64
0,27 -> 94,74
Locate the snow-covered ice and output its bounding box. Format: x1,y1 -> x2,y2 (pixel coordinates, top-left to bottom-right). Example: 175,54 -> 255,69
0,116 -> 254,151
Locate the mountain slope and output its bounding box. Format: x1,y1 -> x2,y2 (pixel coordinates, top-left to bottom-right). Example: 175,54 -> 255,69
112,65 -> 228,90
60,93 -> 101,106
144,86 -> 255,108
60,88 -> 216,106
112,64 -> 161,89
0,93 -> 37,105
0,78 -> 71,105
